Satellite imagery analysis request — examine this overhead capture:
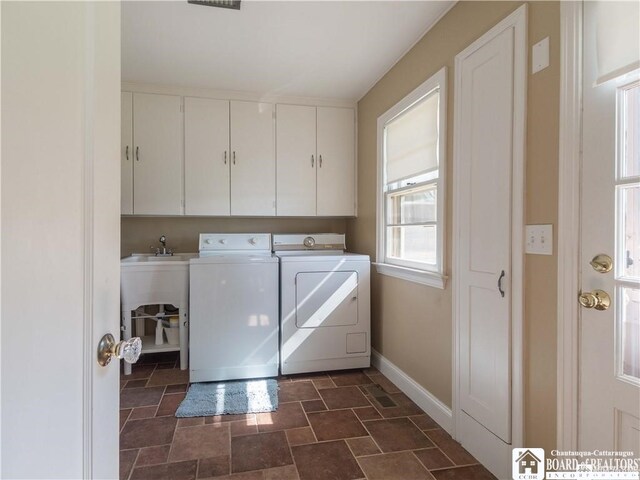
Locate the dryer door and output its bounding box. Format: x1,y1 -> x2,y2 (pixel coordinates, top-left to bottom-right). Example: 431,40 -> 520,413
295,271 -> 359,328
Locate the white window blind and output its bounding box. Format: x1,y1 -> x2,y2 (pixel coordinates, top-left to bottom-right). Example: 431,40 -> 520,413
595,1 -> 640,85
384,90 -> 439,184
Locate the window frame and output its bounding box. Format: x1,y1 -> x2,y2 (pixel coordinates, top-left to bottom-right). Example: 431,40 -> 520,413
375,67 -> 447,289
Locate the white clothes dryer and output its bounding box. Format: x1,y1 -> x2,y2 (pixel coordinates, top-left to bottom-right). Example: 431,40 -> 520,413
274,234 -> 371,375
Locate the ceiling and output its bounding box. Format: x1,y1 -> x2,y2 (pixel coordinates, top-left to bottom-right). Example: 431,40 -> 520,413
122,1 -> 455,101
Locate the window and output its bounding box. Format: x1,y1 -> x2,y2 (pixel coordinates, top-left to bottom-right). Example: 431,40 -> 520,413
616,79 -> 640,382
376,67 -> 446,288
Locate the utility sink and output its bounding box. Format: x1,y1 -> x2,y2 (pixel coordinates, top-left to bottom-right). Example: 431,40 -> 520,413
121,253 -> 197,264
120,253 -> 196,308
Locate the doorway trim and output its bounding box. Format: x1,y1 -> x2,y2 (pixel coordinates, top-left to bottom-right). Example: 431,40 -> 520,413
556,0 -> 582,452
452,1 -> 527,457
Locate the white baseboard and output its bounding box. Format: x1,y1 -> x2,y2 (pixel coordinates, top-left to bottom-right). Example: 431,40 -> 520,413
371,349 -> 453,434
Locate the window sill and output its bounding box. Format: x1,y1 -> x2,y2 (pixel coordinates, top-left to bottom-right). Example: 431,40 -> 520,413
373,262 -> 447,289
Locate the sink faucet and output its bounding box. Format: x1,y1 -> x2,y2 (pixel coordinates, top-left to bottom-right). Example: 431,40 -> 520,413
151,235 -> 173,256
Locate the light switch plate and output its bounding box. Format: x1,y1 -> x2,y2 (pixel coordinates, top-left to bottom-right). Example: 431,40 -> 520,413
532,37 -> 550,74
526,224 -> 553,255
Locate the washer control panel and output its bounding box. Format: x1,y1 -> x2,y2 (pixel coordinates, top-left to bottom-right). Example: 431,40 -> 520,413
198,233 -> 271,254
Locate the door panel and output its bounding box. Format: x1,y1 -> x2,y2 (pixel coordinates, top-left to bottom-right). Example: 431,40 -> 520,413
184,97 -> 230,215
457,27 -> 514,444
230,100 -> 275,216
1,2 -> 120,477
295,271 -> 358,328
133,93 -> 183,215
121,92 -> 133,214
276,104 -> 317,216
579,1 -> 640,454
317,107 -> 355,216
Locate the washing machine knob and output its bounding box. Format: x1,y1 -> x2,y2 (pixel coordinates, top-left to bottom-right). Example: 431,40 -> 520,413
303,236 -> 315,248
204,238 -> 212,245
249,237 -> 257,245
219,239 -> 226,244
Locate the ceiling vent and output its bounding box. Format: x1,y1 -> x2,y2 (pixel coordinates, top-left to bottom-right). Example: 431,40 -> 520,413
188,0 -> 241,10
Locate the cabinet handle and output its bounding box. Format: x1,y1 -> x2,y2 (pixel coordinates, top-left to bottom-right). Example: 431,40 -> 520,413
136,146 -> 139,161
224,151 -> 227,165
311,154 -> 314,167
498,270 -> 505,298
319,154 -> 323,168
126,145 -> 129,161
233,151 -> 236,165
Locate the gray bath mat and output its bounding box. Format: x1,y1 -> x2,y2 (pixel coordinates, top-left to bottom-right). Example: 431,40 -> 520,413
175,379 -> 279,417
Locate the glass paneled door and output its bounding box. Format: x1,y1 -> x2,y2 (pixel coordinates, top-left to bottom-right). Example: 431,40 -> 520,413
579,1 -> 640,456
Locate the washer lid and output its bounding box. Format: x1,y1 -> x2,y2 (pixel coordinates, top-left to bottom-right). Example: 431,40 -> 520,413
190,253 -> 279,264
272,233 -> 345,252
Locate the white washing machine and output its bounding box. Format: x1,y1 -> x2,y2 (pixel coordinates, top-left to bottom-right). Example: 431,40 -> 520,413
189,233 -> 279,382
274,234 -> 371,375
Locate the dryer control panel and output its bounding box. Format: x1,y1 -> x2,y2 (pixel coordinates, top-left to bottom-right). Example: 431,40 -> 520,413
272,233 -> 345,251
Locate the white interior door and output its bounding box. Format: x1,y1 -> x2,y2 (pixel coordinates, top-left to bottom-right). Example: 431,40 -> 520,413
230,100 -> 275,216
276,104 -> 317,216
317,107 -> 355,216
1,2 -> 120,478
121,92 -> 133,215
453,6 -> 526,479
579,1 -> 640,455
133,93 -> 183,215
184,97 -> 230,216
457,26 -> 513,442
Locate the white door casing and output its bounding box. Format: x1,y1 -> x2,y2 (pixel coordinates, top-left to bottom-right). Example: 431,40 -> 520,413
578,1 -> 640,455
133,93 -> 183,215
276,104 -> 317,216
230,100 -> 276,216
317,106 -> 356,216
184,97 -> 231,216
122,91 -> 133,214
1,2 -> 120,478
453,5 -> 526,479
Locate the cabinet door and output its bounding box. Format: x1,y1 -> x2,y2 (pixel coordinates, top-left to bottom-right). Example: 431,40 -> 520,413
317,107 -> 356,216
121,92 -> 133,214
133,93 -> 183,215
230,100 -> 275,216
184,97 -> 230,215
276,104 -> 316,216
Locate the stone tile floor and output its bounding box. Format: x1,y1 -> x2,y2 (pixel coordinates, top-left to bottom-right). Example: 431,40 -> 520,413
120,352 -> 496,480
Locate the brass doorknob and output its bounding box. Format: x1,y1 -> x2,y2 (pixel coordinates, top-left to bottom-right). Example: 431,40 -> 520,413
589,254 -> 613,273
578,289 -> 611,311
97,334 -> 141,367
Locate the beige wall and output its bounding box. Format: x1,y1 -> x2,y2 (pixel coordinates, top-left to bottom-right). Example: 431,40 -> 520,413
121,217 -> 348,256
347,1 -> 559,450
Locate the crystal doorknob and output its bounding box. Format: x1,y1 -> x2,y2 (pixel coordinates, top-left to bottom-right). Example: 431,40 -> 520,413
97,334 -> 141,367
578,289 -> 611,311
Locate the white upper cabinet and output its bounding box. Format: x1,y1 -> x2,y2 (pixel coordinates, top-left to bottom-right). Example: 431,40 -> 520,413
121,92 -> 133,215
230,100 -> 276,216
121,88 -> 355,217
132,93 -> 183,215
184,97 -> 230,216
276,104 -> 317,216
316,107 -> 356,216
276,104 -> 356,217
